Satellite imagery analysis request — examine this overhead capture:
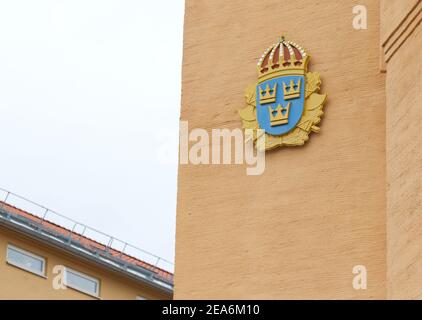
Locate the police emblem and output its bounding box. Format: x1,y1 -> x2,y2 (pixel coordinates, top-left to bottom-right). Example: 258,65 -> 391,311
239,36 -> 327,150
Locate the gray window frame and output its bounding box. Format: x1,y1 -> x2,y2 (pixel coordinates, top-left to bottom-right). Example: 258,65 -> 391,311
6,244 -> 46,277
64,267 -> 100,297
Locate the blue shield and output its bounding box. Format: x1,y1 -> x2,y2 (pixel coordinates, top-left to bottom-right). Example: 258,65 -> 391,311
256,75 -> 305,136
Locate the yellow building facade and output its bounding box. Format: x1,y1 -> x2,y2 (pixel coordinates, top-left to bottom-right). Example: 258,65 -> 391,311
0,199 -> 173,300
175,0 -> 422,299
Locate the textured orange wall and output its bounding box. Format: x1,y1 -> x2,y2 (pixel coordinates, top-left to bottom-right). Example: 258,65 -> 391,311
384,0 -> 422,299
176,0 -> 386,299
0,226 -> 170,300
380,0 -> 420,44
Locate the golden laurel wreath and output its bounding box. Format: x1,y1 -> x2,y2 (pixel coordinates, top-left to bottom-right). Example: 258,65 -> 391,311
239,72 -> 327,151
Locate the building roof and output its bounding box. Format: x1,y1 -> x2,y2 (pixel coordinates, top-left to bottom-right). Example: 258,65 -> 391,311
0,192 -> 173,293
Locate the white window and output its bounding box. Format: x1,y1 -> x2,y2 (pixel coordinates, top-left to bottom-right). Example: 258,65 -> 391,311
6,244 -> 46,277
64,267 -> 100,297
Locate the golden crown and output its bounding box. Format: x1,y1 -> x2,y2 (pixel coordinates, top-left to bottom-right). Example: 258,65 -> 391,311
268,102 -> 291,126
283,78 -> 301,100
257,37 -> 309,83
259,83 -> 277,104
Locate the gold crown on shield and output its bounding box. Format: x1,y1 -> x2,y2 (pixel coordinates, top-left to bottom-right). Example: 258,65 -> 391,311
268,102 -> 291,126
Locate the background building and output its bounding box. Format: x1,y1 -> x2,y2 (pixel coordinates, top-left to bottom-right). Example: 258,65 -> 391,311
175,0 -> 421,299
0,189 -> 173,300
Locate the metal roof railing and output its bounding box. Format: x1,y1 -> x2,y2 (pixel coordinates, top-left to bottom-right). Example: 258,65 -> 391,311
0,187 -> 174,287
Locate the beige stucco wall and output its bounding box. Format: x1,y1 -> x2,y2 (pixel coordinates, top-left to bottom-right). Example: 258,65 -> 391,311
175,0 -> 386,299
0,226 -> 170,300
380,0 -> 420,45
384,0 -> 422,299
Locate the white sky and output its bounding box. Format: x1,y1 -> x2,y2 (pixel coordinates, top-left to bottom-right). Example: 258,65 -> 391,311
0,0 -> 184,268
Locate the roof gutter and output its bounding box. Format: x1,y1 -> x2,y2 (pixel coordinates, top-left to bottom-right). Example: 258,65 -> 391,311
0,213 -> 173,297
